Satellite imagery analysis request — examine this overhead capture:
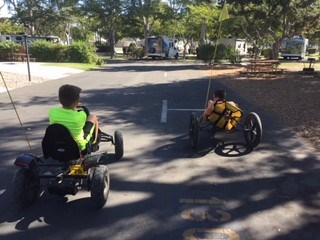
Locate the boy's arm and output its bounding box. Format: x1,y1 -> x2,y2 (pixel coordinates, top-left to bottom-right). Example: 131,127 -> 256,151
76,104 -> 90,117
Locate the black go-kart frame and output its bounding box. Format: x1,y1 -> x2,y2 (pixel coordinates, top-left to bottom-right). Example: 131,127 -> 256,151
12,123 -> 124,210
188,111 -> 262,149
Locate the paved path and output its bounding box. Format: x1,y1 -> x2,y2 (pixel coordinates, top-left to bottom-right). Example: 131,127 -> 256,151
1,62 -> 320,240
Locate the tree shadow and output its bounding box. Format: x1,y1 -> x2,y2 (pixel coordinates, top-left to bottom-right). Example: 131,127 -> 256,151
1,62 -> 320,240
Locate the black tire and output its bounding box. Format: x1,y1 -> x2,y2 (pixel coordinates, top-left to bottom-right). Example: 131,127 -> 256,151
244,112 -> 262,148
91,165 -> 110,209
12,168 -> 39,208
189,113 -> 199,149
114,130 -> 124,159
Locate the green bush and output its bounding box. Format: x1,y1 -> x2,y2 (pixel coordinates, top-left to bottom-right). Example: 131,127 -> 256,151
66,41 -> 98,64
29,41 -> 68,62
197,43 -> 227,64
29,41 -> 99,63
0,41 -> 20,60
131,46 -> 144,59
226,47 -> 243,64
261,48 -> 272,59
307,48 -> 317,54
197,44 -> 214,64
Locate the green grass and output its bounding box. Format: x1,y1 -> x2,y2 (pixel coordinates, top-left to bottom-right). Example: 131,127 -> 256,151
42,62 -> 101,71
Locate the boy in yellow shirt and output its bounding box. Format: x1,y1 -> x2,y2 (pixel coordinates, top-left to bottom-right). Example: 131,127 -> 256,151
49,84 -> 99,152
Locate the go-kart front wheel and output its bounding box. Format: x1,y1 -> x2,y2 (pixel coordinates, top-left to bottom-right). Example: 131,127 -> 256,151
114,130 -> 124,160
12,168 -> 40,208
91,165 -> 110,209
189,113 -> 199,149
244,112 -> 262,148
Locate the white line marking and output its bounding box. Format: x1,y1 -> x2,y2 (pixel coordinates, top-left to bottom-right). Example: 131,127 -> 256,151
161,100 -> 168,123
161,100 -> 204,123
168,109 -> 204,112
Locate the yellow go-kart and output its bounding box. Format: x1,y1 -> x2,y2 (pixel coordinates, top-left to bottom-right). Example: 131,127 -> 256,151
12,123 -> 124,209
189,101 -> 262,149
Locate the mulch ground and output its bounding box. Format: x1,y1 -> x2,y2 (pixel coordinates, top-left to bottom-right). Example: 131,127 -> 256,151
203,65 -> 320,151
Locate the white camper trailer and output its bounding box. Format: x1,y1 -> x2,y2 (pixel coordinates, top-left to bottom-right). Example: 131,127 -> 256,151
217,38 -> 248,55
147,36 -> 179,59
281,37 -> 308,60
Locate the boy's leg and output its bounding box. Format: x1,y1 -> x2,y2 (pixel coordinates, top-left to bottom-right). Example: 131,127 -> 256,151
83,114 -> 99,144
88,114 -> 99,143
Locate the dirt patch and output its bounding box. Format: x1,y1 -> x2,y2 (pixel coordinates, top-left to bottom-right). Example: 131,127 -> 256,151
204,65 -> 320,151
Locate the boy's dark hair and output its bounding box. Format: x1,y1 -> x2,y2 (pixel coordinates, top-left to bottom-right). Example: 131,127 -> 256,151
214,89 -> 226,100
58,84 -> 81,108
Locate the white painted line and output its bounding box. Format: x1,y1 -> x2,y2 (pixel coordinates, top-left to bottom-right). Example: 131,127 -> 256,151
161,100 -> 204,123
161,100 -> 168,123
168,109 -> 204,112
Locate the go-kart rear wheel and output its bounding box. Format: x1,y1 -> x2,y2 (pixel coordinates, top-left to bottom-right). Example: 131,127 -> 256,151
12,168 -> 39,208
91,165 -> 110,209
189,113 -> 199,149
244,112 -> 262,148
114,130 -> 124,160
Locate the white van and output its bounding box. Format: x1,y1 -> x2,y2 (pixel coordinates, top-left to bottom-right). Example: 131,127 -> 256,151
147,36 -> 179,59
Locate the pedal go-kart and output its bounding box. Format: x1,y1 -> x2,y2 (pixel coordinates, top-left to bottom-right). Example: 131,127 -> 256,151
189,100 -> 262,149
12,123 -> 124,209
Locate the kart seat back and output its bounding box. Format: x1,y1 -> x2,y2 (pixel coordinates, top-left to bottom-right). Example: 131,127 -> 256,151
42,124 -> 80,162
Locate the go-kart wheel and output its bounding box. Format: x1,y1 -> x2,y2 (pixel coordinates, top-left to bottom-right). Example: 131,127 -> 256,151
189,113 -> 199,149
12,168 -> 39,208
91,165 -> 110,209
244,112 -> 262,148
114,130 -> 124,160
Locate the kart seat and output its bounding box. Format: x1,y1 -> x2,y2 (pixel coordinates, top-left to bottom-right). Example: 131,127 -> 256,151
42,124 -> 81,162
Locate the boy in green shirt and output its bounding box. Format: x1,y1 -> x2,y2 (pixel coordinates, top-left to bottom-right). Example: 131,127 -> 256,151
49,84 -> 99,152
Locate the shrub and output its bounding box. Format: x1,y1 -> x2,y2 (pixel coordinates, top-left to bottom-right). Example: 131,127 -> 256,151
131,46 -> 144,59
29,41 -> 99,63
197,44 -> 214,64
261,48 -> 272,59
226,47 -> 243,64
197,43 -> 227,64
0,41 -> 20,60
66,41 -> 98,64
29,41 -> 68,62
307,48 -> 317,54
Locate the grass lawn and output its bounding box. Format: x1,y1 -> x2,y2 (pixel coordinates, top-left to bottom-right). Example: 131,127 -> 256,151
43,62 -> 101,71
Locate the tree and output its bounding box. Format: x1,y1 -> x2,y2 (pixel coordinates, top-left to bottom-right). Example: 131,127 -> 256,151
124,0 -> 174,56
7,0 -> 79,41
0,18 -> 24,34
229,0 -> 320,59
81,0 -> 123,59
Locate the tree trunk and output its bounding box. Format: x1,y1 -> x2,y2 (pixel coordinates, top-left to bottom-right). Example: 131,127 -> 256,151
108,23 -> 116,59
200,20 -> 207,45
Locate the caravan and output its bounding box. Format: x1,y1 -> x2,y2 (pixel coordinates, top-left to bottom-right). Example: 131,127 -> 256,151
281,37 -> 308,60
147,36 -> 179,59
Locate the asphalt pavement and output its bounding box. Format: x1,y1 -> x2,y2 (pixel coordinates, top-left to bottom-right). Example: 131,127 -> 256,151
1,62 -> 320,240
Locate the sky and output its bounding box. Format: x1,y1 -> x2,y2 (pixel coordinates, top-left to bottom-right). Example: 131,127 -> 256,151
0,5 -> 10,18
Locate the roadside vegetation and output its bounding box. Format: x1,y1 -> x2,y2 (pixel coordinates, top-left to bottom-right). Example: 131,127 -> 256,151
0,0 -> 319,65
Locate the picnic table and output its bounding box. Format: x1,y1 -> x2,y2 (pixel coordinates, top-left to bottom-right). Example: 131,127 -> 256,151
302,58 -> 315,74
245,59 -> 282,74
9,53 -> 36,62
